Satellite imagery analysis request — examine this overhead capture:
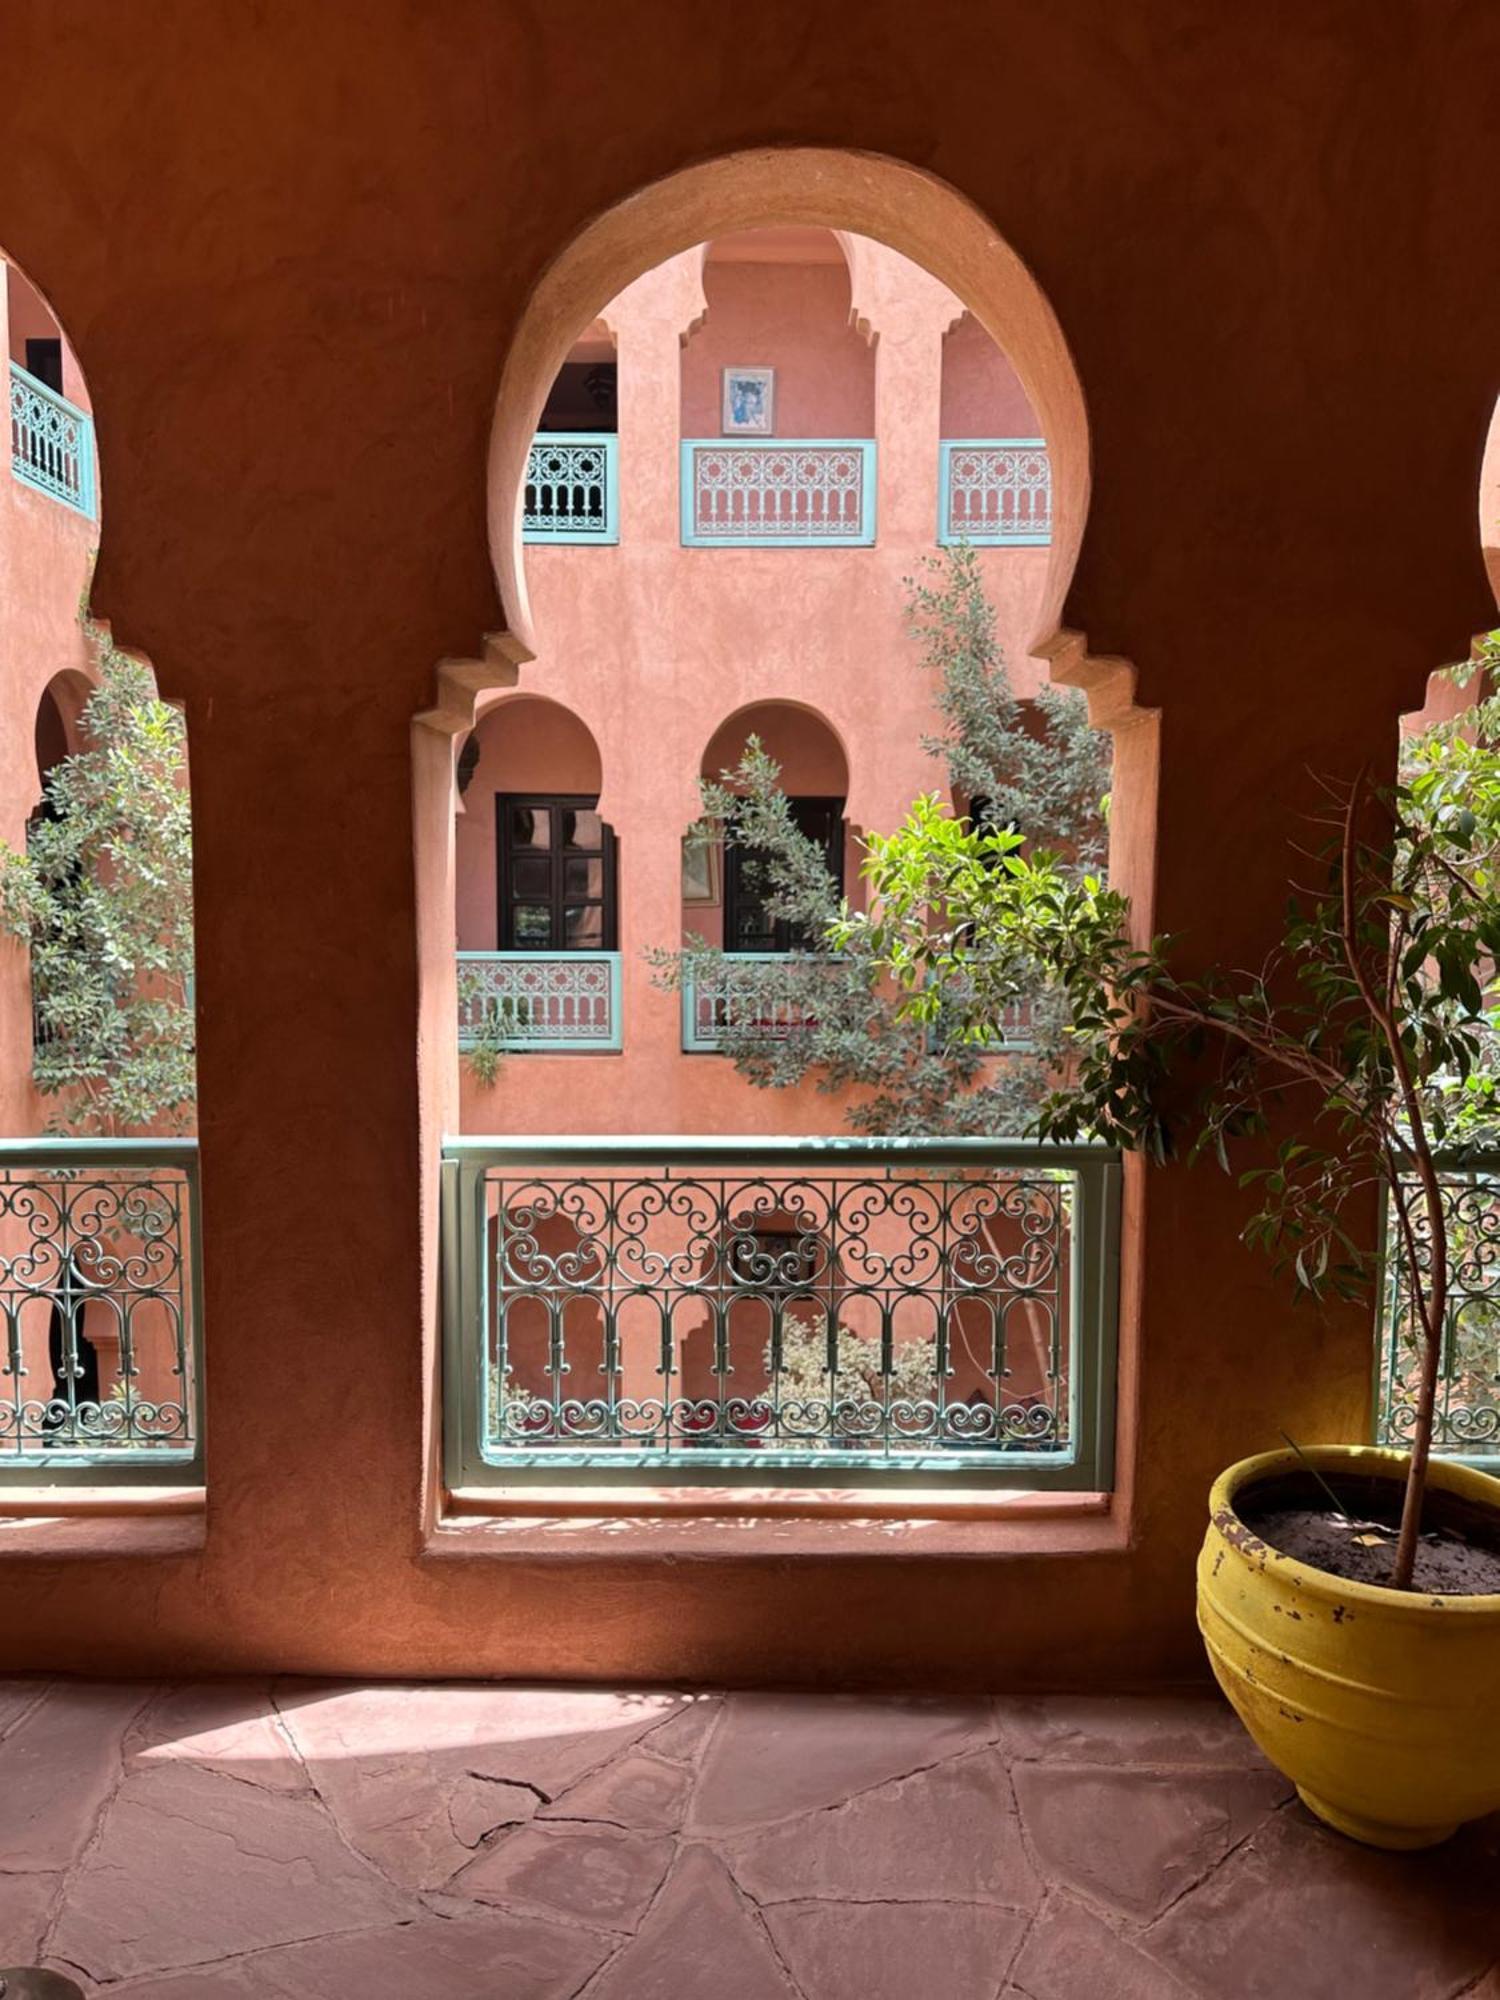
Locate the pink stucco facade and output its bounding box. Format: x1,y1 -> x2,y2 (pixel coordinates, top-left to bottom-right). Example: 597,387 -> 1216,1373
456,229 -> 1051,1136
0,256 -> 98,1137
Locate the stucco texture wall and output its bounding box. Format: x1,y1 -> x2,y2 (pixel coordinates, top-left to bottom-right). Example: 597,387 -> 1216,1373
0,0 -> 1496,1689
0,261 -> 98,1134
679,250 -> 876,440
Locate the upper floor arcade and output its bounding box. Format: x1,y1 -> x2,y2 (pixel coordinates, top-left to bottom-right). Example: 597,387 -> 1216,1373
456,229 -> 1065,1136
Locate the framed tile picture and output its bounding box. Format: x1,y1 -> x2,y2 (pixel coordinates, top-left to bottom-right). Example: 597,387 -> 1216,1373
721,366 -> 775,437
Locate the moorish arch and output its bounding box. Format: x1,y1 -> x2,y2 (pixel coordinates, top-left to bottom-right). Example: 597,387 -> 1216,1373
424,146 -> 1152,935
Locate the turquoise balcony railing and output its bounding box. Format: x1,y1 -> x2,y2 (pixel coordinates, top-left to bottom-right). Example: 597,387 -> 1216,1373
930,975 -> 1037,1055
681,953 -> 847,1053
938,439 -> 1050,547
523,433 -> 619,543
0,1139 -> 202,1483
9,362 -> 97,520
681,439 -> 876,546
458,951 -> 622,1053
442,1135 -> 1120,1490
1378,1152 -> 1500,1465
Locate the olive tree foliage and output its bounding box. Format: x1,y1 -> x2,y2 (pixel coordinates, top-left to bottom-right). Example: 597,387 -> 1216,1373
650,543 -> 1112,1135
842,631 -> 1500,1590
0,625 -> 195,1133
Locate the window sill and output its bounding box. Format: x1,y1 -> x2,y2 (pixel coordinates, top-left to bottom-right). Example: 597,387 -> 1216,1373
431,1485 -> 1121,1561
0,1487 -> 205,1558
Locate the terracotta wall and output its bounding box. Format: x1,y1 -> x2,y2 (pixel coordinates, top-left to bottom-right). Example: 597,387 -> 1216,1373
0,0 -> 1496,1690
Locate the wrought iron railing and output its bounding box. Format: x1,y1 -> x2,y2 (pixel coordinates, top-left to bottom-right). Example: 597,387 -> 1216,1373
458,951 -> 622,1053
524,433 -> 619,543
681,439 -> 876,546
681,953 -> 849,1053
9,362 -> 96,519
938,439 -> 1050,547
1378,1153 -> 1500,1463
443,1136 -> 1119,1489
0,1139 -> 202,1481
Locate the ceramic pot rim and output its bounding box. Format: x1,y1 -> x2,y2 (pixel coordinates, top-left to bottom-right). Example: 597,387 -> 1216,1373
1211,1444 -> 1500,1614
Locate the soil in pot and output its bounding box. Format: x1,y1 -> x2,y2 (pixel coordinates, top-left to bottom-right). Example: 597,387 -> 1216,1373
1237,1468 -> 1500,1594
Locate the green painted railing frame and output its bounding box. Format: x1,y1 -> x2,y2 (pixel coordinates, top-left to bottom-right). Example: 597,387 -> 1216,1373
9,360 -> 98,521
522,432 -> 619,545
1374,1149 -> 1500,1469
442,1134 -> 1120,1494
458,950 -> 623,1054
680,439 -> 877,548
937,437 -> 1051,548
0,1136 -> 204,1486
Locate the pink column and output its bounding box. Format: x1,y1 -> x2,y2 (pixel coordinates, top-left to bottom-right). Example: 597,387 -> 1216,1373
580,255 -> 706,1123
841,243 -> 961,838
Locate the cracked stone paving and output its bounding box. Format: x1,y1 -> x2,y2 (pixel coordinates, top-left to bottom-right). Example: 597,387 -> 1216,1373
0,1680 -> 1496,1997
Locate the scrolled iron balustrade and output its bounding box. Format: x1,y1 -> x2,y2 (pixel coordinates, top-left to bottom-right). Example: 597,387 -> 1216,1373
523,433 -> 618,543
0,1140 -> 202,1481
681,439 -> 876,546
1379,1154 -> 1500,1462
938,439 -> 1051,547
8,363 -> 96,520
443,1136 -> 1119,1489
458,951 -> 621,1052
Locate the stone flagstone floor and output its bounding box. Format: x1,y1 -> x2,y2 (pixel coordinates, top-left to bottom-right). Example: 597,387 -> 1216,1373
0,1680 -> 1496,1997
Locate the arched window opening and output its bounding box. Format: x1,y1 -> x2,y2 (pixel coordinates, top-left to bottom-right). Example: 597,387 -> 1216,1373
456,695 -> 619,1070
6,260 -> 96,519
525,323 -> 619,544
0,250 -> 200,1490
939,310 -> 1051,548
697,702 -> 849,956
1376,394 -> 1500,1469
435,157 -> 1128,1500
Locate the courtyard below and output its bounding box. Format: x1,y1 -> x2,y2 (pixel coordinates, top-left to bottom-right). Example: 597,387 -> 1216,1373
0,1678 -> 1494,1997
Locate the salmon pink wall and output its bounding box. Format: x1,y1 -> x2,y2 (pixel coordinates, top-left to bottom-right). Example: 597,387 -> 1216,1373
0,259 -> 98,1134
680,248 -> 875,440
941,312 -> 1038,438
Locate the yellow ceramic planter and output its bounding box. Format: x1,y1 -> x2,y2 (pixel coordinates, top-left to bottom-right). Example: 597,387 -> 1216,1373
1198,1444 -> 1500,1850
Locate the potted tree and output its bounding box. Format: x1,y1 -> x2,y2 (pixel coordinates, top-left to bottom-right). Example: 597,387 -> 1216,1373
843,644 -> 1500,1848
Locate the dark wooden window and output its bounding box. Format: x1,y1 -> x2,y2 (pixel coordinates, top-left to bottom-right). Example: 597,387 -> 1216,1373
24,337 -> 63,393
496,793 -> 617,951
723,796 -> 844,954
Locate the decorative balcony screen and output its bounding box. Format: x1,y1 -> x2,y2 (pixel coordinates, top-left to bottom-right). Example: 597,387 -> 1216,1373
0,1140 -> 202,1480
443,1138 -> 1119,1489
682,954 -> 848,1054
458,951 -> 622,1053
681,440 -> 876,546
938,439 -> 1051,547
523,433 -> 618,543
9,362 -> 96,519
